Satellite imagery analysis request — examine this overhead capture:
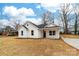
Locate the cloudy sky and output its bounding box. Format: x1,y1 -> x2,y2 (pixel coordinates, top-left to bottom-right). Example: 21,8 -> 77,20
0,3 -> 43,25
0,3 -> 61,27
0,0 -> 79,28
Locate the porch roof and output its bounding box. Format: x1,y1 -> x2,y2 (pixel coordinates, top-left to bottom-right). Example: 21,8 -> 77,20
38,26 -> 59,30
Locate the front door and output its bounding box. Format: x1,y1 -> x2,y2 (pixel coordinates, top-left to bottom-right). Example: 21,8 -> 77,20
43,31 -> 46,38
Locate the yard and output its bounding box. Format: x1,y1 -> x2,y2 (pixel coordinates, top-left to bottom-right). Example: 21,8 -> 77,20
0,36 -> 79,56
62,34 -> 79,39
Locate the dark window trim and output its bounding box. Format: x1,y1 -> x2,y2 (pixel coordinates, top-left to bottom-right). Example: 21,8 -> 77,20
49,31 -> 56,35
53,31 -> 55,35
31,30 -> 34,36
49,31 -> 52,35
21,31 -> 23,36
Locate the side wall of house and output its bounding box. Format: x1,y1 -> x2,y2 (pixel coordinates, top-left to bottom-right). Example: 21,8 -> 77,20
24,23 -> 42,38
46,27 -> 60,39
18,27 -> 28,38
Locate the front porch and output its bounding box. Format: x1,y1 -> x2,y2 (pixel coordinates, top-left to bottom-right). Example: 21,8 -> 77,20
39,27 -> 60,39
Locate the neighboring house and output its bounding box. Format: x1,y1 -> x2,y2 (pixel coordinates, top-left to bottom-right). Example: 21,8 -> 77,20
2,26 -> 18,36
18,21 -> 60,39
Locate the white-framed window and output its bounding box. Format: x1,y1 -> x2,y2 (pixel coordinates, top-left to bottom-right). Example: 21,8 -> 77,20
49,31 -> 52,35
21,31 -> 23,36
49,31 -> 56,35
52,31 -> 55,35
31,30 -> 34,36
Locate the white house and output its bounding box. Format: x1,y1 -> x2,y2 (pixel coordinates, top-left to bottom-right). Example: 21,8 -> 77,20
18,21 -> 60,39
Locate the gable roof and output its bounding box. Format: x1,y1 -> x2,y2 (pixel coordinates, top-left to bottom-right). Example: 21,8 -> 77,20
22,25 -> 28,29
18,25 -> 28,30
37,24 -> 46,28
18,21 -> 60,30
45,23 -> 59,28
24,21 -> 38,28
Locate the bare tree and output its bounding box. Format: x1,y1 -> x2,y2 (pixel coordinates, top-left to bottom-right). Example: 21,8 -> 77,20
9,17 -> 21,31
59,3 -> 72,34
42,12 -> 46,25
73,4 -> 79,34
42,11 -> 54,25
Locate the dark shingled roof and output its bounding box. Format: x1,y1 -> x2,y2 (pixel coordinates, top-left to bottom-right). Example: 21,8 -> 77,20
37,24 -> 46,28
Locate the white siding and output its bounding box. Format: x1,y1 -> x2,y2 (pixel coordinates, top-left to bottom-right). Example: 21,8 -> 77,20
46,27 -> 60,39
18,26 -> 28,38
38,30 -> 43,38
18,22 -> 60,39
24,23 -> 42,38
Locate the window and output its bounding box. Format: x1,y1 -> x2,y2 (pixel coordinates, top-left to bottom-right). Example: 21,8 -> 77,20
49,31 -> 52,35
31,30 -> 34,36
21,31 -> 23,36
49,31 -> 56,35
53,31 -> 55,35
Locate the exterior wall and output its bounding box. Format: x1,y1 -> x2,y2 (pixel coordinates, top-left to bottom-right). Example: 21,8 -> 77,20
25,23 -> 39,38
18,26 -> 28,38
18,22 -> 43,38
45,27 -> 60,39
18,22 -> 60,39
38,30 -> 43,38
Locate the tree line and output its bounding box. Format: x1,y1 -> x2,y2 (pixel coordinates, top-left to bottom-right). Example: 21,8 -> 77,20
42,3 -> 79,34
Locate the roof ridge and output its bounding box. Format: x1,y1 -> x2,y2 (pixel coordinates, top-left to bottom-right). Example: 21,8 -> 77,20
23,21 -> 39,28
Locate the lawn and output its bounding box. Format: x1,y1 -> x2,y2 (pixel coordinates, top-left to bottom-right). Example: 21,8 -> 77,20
0,36 -> 79,56
62,34 -> 79,39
